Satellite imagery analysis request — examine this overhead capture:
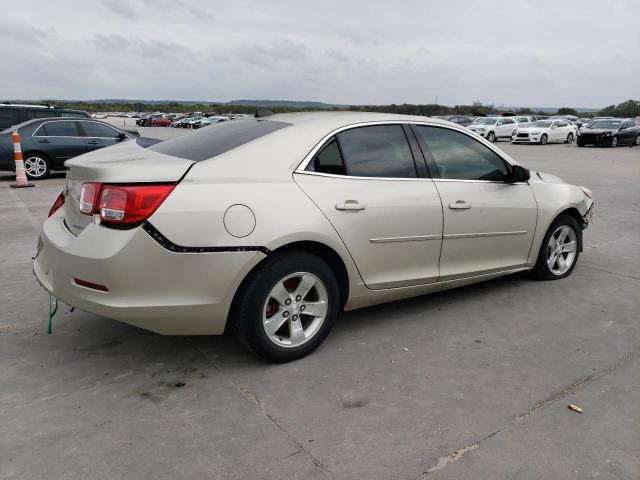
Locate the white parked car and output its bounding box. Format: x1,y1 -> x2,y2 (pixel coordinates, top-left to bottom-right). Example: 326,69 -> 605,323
512,119 -> 576,145
91,113 -> 108,119
468,116 -> 519,142
35,112 -> 593,362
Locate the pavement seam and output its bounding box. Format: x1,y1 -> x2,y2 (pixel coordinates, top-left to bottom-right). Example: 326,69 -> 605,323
187,339 -> 335,480
581,264 -> 640,282
415,347 -> 640,478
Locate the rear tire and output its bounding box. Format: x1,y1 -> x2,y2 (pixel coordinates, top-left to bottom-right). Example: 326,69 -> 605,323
634,135 -> 640,146
565,133 -> 574,143
540,134 -> 548,145
577,140 -> 584,147
532,214 -> 580,280
232,250 -> 339,362
23,153 -> 51,180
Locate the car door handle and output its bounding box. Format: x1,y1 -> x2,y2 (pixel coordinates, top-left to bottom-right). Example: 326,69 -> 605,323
449,201 -> 471,210
37,139 -> 50,144
86,140 -> 99,145
335,201 -> 366,211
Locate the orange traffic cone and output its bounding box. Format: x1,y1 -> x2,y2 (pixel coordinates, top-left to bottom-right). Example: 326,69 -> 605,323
10,130 -> 34,188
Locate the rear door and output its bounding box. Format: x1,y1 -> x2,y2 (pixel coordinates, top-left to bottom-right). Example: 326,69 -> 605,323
294,123 -> 444,289
32,120 -> 87,164
78,120 -> 124,152
412,124 -> 537,280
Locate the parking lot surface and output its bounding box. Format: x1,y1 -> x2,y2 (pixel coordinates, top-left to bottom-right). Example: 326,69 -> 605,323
1,128 -> 639,480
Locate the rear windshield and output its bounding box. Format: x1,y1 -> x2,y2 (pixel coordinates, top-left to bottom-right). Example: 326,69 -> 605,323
149,118 -> 291,161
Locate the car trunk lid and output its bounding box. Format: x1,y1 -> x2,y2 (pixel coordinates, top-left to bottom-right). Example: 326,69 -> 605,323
63,139 -> 194,235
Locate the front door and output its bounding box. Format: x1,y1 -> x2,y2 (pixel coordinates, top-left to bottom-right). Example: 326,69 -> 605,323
78,120 -> 124,152
412,124 -> 537,280
294,124 -> 443,289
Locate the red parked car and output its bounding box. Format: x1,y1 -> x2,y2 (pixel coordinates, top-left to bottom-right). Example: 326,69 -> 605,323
150,116 -> 172,127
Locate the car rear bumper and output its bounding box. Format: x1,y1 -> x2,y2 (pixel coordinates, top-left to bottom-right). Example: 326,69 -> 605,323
33,211 -> 266,335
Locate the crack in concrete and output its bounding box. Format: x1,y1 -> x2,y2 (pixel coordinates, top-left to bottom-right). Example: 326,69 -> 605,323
582,264 -> 640,281
187,339 -> 335,480
415,347 -> 640,478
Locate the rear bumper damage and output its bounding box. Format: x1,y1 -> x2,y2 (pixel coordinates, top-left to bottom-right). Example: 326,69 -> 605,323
33,211 -> 265,335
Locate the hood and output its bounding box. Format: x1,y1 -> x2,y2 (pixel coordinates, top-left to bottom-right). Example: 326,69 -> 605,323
516,126 -> 547,132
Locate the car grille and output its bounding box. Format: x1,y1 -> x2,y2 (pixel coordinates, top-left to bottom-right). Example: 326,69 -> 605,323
516,133 -> 529,138
580,133 -> 598,141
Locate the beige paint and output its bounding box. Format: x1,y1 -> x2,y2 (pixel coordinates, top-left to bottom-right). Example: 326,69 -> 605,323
34,112 -> 593,335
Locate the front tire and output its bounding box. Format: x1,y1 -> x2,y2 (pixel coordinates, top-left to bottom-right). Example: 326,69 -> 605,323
610,136 -> 618,147
634,135 -> 640,146
232,250 -> 339,362
487,131 -> 496,142
532,214 -> 580,280
540,134 -> 548,145
23,153 -> 51,180
565,133 -> 574,143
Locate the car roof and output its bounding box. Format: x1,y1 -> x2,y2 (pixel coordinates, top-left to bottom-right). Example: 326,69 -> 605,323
266,111 -> 456,132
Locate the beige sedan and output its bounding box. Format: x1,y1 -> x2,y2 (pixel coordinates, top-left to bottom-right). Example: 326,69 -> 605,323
35,112 -> 593,361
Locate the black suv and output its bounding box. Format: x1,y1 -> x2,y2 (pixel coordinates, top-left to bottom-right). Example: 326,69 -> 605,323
0,103 -> 91,130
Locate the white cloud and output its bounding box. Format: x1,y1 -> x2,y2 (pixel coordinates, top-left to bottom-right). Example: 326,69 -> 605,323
2,0 -> 639,107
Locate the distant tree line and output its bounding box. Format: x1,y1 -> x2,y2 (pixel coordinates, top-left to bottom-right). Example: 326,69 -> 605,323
35,98 -> 640,118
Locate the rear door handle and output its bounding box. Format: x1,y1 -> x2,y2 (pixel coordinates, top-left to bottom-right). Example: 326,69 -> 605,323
335,200 -> 366,211
87,140 -> 99,145
449,201 -> 471,210
37,139 -> 50,144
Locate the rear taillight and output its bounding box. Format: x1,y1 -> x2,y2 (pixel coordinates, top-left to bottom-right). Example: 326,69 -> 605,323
79,182 -> 100,214
78,183 -> 175,226
48,191 -> 65,217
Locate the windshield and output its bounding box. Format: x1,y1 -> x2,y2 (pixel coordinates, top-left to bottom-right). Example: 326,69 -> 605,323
531,121 -> 552,128
587,120 -> 621,129
473,118 -> 497,125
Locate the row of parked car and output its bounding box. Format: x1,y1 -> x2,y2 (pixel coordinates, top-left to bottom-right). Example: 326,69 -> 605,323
464,115 -> 640,147
132,112 -> 249,129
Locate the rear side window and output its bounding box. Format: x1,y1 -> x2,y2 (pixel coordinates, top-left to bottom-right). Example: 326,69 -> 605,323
38,121 -> 80,137
413,126 -> 510,181
149,119 -> 290,161
307,137 -> 346,175
336,125 -> 416,178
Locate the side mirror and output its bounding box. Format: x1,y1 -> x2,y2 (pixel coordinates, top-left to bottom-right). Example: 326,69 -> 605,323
509,164 -> 530,183
117,132 -> 127,141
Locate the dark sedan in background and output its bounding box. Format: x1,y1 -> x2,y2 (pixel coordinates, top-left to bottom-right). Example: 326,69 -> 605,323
577,118 -> 640,147
0,118 -> 139,179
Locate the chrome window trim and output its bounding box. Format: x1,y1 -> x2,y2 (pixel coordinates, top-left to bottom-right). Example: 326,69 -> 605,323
293,170 -> 435,182
294,120 -> 519,184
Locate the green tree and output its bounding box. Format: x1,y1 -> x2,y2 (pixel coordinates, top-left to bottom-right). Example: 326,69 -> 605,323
557,107 -> 578,116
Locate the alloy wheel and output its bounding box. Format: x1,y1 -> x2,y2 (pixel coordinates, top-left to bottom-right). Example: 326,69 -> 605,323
24,156 -> 48,179
546,225 -> 577,276
262,272 -> 328,348
611,136 -> 618,147
566,133 -> 574,143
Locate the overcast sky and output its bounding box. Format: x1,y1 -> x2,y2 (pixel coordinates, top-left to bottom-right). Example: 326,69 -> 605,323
2,0 -> 638,108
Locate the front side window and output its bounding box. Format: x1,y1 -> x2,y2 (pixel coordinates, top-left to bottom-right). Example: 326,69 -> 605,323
39,121 -> 79,137
336,125 -> 416,178
80,121 -> 120,138
413,126 -> 510,181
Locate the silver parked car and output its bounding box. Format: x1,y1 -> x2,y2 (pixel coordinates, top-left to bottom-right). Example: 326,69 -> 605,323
35,112 -> 593,361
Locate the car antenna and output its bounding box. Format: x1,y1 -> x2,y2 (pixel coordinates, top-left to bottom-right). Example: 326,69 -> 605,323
254,109 -> 274,118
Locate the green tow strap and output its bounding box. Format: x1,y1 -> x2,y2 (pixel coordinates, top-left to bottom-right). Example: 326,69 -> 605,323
48,295 -> 58,335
